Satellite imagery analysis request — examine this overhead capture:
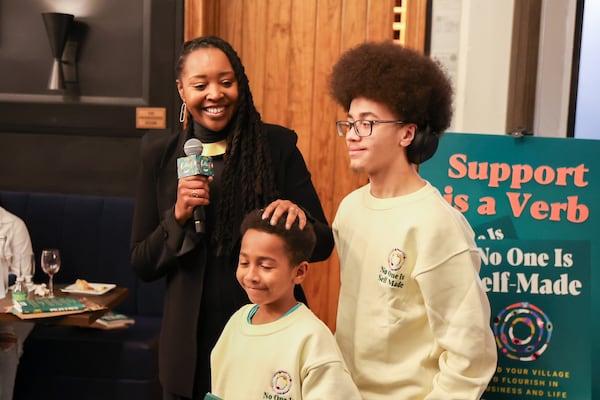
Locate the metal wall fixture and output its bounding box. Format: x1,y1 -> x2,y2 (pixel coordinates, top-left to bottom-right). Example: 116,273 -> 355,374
42,12 -> 75,91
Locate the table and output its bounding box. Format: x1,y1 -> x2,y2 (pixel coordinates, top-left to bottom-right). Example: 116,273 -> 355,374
0,285 -> 128,327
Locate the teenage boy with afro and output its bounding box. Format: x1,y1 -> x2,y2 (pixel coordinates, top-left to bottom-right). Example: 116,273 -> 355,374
329,41 -> 497,399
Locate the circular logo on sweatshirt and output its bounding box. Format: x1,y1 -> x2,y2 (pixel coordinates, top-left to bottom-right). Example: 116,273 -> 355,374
271,370 -> 292,395
388,248 -> 406,271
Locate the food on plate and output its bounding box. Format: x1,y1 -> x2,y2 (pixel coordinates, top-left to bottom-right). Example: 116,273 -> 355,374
75,279 -> 95,291
68,279 -> 111,293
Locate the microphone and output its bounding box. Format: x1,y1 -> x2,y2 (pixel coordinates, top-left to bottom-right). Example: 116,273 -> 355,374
177,138 -> 215,234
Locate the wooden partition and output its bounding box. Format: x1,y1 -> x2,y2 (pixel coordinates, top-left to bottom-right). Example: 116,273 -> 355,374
183,0 -> 426,330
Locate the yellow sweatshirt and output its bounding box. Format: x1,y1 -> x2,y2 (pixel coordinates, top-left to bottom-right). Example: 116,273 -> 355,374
334,182 -> 497,399
211,303 -> 362,400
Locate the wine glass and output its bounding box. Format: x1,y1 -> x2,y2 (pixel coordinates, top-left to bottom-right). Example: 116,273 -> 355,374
41,249 -> 61,298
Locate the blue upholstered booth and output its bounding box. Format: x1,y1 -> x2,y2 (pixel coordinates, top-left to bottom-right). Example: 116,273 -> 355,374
0,191 -> 164,400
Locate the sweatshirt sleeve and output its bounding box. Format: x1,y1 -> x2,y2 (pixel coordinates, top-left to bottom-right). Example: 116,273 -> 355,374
302,361 -> 362,400
416,248 -> 498,399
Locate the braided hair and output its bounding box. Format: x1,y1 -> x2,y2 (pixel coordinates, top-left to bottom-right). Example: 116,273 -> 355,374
175,36 -> 278,254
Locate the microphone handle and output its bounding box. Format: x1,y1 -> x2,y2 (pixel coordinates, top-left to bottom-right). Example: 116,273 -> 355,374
193,206 -> 206,234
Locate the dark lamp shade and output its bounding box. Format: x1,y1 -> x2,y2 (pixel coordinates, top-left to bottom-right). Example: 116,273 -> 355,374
41,12 -> 74,90
42,12 -> 74,57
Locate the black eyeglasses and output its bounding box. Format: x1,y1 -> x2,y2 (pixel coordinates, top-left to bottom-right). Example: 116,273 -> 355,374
336,119 -> 405,137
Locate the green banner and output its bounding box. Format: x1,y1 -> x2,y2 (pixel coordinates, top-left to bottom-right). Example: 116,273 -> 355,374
420,133 -> 599,399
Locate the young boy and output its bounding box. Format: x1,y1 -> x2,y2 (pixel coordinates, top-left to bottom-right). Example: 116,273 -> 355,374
207,209 -> 361,400
329,41 -> 497,399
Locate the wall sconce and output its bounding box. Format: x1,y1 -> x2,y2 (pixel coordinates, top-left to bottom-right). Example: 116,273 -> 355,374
42,12 -> 74,91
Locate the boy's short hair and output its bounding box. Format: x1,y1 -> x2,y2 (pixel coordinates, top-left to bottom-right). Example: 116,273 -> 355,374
328,41 -> 453,164
240,209 -> 316,266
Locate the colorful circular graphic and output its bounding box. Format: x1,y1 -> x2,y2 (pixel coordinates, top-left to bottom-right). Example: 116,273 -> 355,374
493,302 -> 553,361
388,248 -> 406,271
271,370 -> 293,395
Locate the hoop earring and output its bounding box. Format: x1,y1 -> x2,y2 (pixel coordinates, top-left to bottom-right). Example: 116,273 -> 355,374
179,102 -> 187,123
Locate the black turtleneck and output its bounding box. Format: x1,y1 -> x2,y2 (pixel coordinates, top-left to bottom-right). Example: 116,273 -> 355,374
192,120 -> 231,144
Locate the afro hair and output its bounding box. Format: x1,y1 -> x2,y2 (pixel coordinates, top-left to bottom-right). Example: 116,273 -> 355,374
329,41 -> 453,137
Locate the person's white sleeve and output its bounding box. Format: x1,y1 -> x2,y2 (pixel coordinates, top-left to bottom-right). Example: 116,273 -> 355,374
302,361 -> 362,400
9,219 -> 33,276
417,249 -> 497,399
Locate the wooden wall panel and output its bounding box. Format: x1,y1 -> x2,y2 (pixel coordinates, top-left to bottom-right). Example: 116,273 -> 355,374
216,1 -> 243,47
241,0 -> 267,110
368,0 -> 396,41
185,0 -> 425,331
184,0 -> 218,38
341,0 -> 369,50
262,2 -> 292,125
304,0 -> 343,328
288,1 -> 317,159
405,0 -> 429,51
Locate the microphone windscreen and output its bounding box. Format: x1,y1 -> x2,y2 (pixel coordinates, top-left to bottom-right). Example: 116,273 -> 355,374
184,138 -> 203,156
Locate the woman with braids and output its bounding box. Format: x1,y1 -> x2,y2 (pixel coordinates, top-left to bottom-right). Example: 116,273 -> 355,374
130,35 -> 333,400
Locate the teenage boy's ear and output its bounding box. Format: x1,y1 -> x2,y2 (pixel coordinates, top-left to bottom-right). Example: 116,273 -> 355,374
293,262 -> 309,284
399,123 -> 418,148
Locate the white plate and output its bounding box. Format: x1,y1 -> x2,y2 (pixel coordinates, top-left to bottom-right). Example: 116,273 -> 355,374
60,282 -> 116,295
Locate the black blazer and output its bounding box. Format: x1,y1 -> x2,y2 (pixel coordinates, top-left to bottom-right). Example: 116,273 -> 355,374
130,123 -> 333,397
